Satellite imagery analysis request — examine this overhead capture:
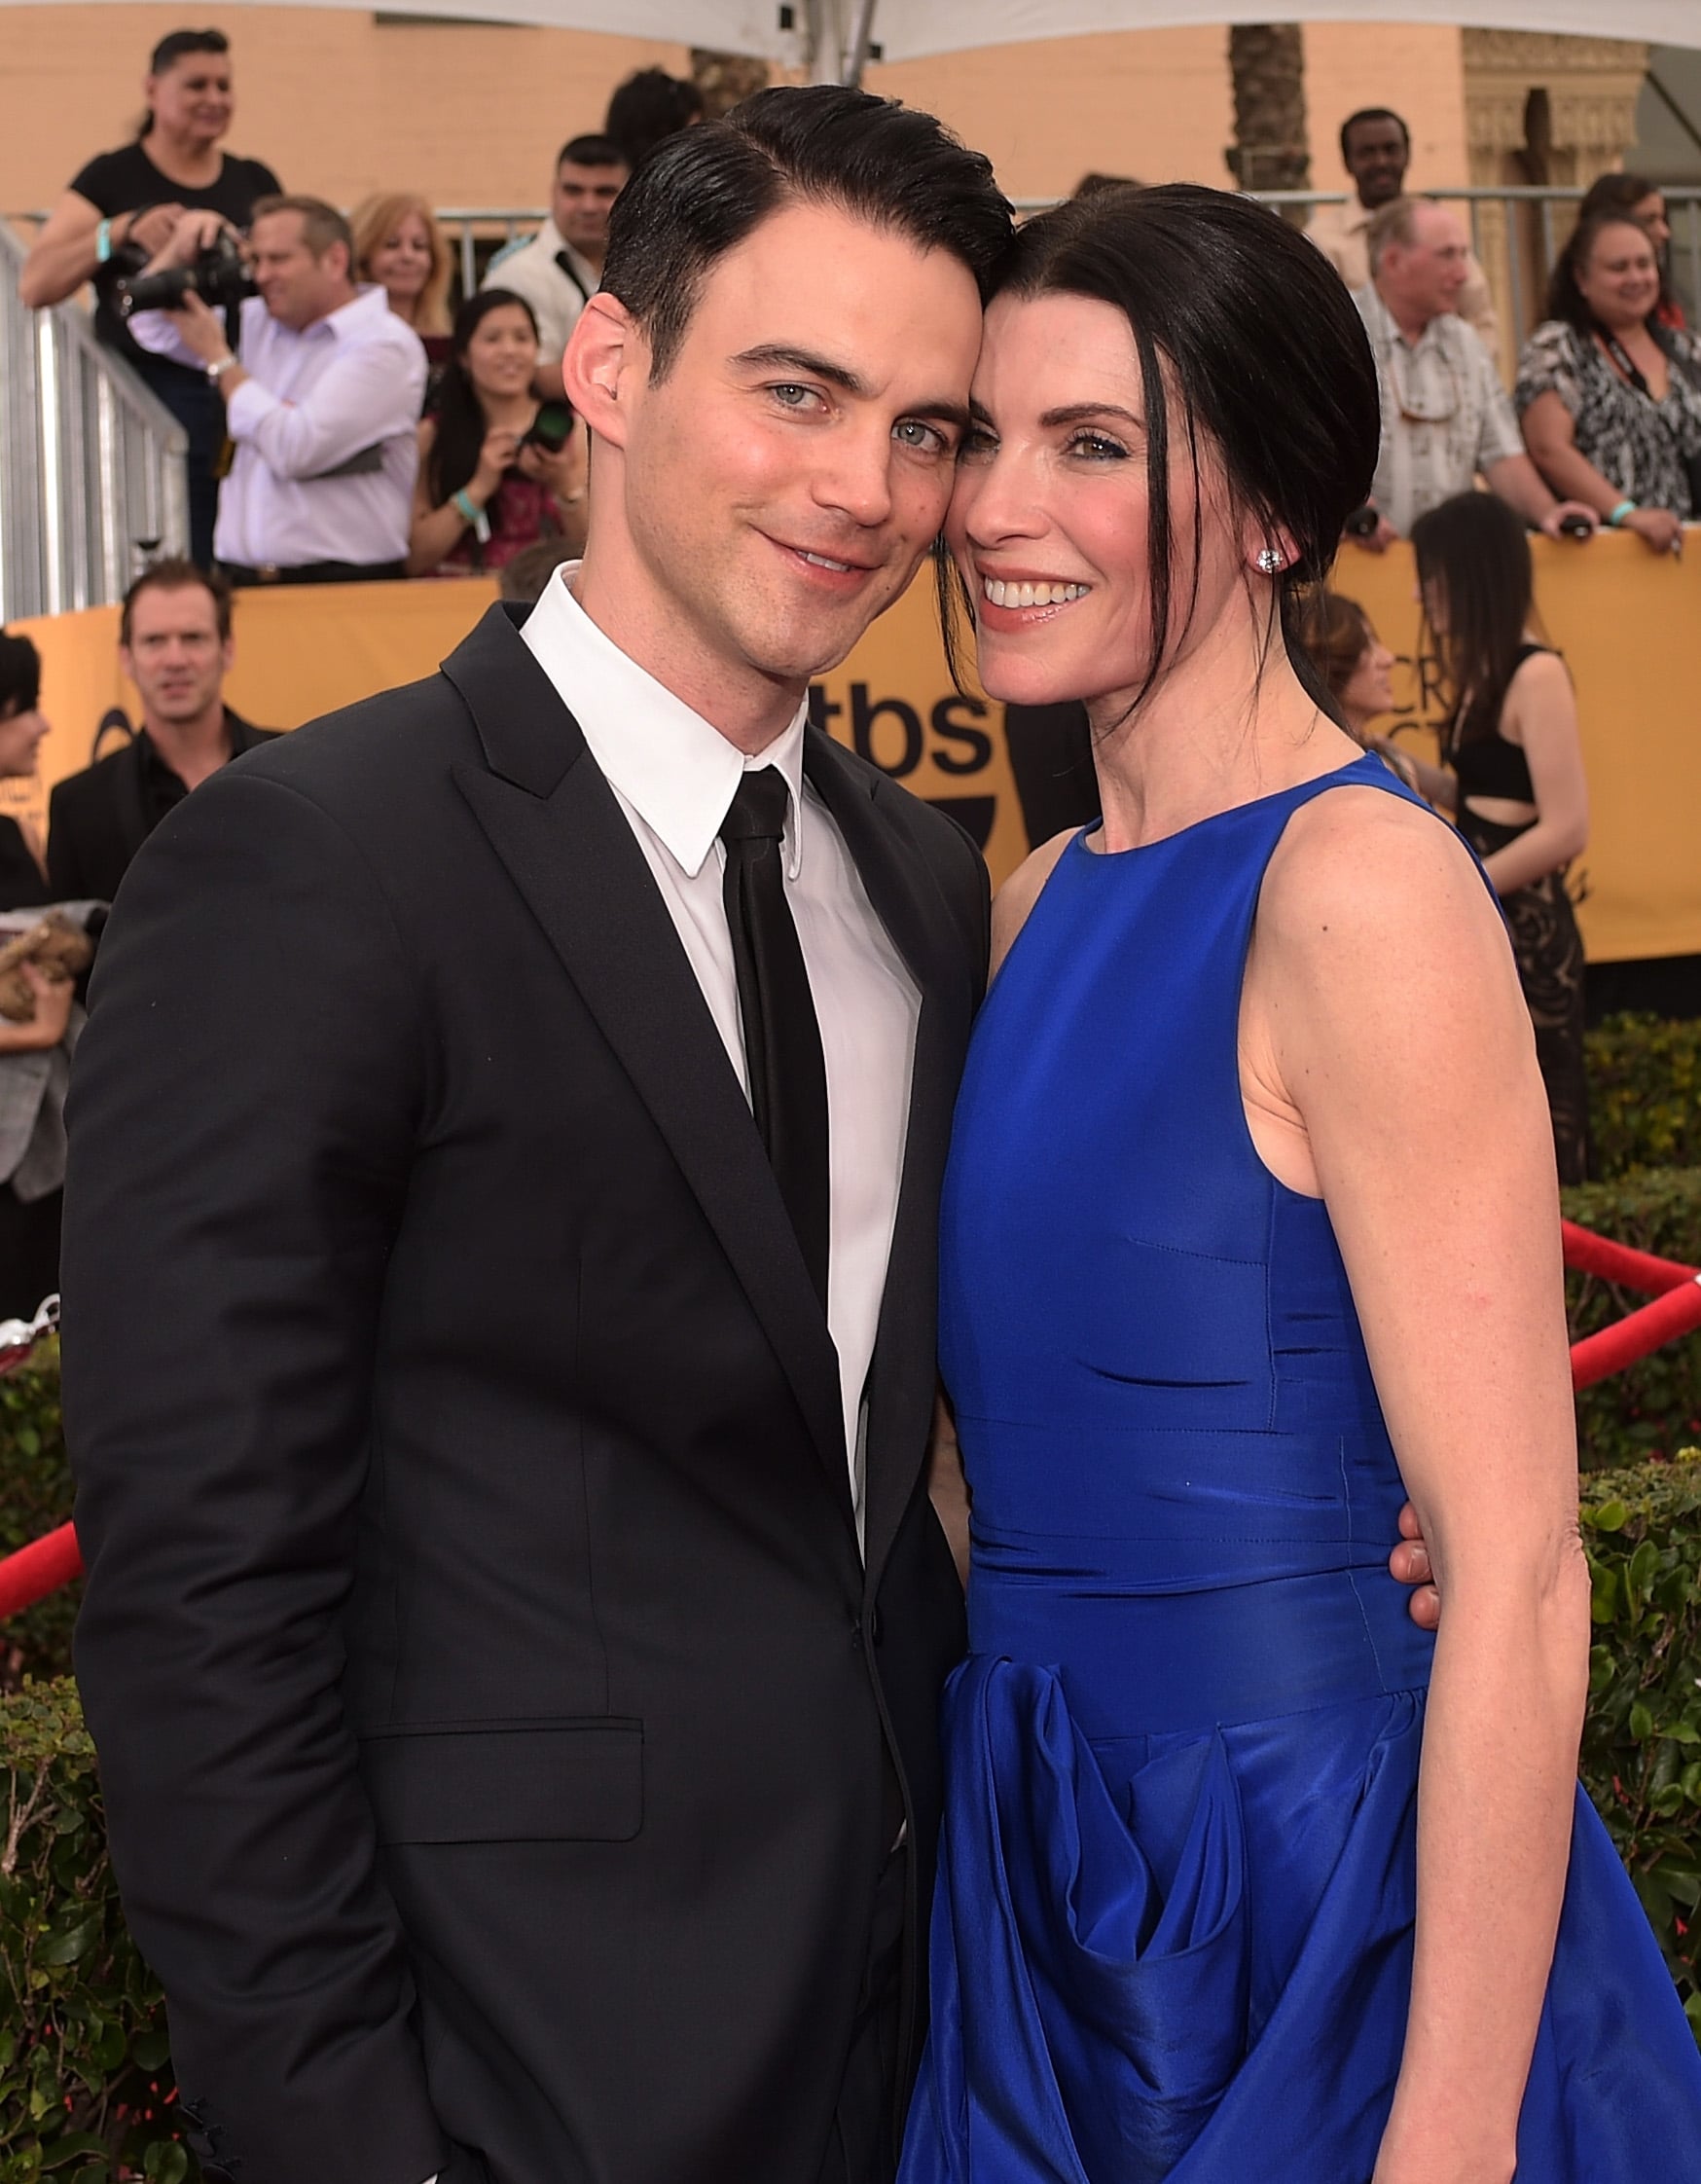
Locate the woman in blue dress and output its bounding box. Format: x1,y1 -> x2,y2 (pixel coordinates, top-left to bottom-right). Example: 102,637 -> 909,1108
901,183 -> 1701,2184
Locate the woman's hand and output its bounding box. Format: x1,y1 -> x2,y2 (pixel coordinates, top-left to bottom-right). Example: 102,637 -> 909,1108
124,202 -> 188,261
1622,505 -> 1683,556
469,426 -> 523,506
0,965 -> 75,1053
142,206 -> 230,276
517,425 -> 588,508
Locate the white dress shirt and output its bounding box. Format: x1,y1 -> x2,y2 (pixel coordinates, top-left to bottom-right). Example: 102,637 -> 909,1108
129,285 -> 426,569
482,221 -> 599,370
521,565 -> 921,1536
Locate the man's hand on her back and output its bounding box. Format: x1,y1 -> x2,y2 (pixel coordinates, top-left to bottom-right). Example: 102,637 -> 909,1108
1391,1501 -> 1439,1629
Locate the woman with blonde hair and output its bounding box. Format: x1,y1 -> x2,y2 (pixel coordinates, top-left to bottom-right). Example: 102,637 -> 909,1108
351,192 -> 453,343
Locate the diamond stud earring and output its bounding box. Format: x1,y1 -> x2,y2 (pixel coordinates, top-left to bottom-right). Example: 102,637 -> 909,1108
1256,547 -> 1285,574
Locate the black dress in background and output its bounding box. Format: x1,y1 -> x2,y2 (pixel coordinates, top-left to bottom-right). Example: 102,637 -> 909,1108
1449,644 -> 1591,1185
0,818 -> 60,1320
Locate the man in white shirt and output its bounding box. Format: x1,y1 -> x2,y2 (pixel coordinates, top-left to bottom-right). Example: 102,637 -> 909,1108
482,133 -> 628,399
128,195 -> 426,582
1309,106 -> 1501,358
1351,199 -> 1596,547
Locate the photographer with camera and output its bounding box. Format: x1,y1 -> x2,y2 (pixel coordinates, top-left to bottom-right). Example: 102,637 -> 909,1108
125,196 -> 426,586
19,28 -> 281,570
407,290 -> 586,577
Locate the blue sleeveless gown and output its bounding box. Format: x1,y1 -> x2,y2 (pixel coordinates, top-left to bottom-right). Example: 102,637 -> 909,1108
899,754 -> 1701,2183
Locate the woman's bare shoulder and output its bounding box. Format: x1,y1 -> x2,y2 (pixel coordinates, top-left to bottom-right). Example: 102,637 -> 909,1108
991,828 -> 1077,977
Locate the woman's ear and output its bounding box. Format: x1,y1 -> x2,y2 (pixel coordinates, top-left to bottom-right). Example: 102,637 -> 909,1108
562,292 -> 645,452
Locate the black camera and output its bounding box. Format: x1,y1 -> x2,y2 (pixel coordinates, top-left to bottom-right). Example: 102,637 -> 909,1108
519,401 -> 575,455
115,230 -> 254,317
1342,504 -> 1382,541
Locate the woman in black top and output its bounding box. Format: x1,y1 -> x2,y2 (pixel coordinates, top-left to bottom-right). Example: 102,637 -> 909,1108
19,28 -> 281,569
1389,494 -> 1593,1182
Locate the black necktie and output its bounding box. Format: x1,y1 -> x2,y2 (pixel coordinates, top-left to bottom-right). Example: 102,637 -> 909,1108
718,770 -> 831,1312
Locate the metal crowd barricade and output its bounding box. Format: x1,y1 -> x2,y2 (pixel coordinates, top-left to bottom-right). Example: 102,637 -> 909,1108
0,222 -> 188,623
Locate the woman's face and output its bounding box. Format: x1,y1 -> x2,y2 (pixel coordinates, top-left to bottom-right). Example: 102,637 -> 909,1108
0,700 -> 49,782
463,304 -> 537,401
1633,192 -> 1671,254
369,213 -> 434,309
146,53 -> 234,144
1576,221 -> 1661,328
948,290 -> 1242,711
1338,621 -> 1394,726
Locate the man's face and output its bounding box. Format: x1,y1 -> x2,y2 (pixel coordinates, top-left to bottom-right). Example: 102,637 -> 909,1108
588,200 -> 983,703
553,161 -> 628,258
1382,205 -> 1469,325
1344,118 -> 1409,210
249,212 -> 346,330
121,584 -> 232,728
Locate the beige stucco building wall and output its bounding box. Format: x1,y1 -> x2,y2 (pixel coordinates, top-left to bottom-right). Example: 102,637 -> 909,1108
3,8 -> 1487,222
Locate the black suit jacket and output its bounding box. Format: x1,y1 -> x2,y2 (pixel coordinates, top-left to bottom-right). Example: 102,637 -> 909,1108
65,605 -> 989,2184
46,709 -> 278,903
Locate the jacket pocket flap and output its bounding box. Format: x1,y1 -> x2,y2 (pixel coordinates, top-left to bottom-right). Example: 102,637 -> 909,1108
360,1719 -> 643,1844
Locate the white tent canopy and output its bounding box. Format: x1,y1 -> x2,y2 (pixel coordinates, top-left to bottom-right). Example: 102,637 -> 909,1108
5,0 -> 1698,55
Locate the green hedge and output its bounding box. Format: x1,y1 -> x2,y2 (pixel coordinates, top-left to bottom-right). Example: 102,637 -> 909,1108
1587,1015 -> 1701,1180
1563,1168 -> 1701,1472
0,1339 -> 78,1692
0,1679 -> 189,2181
1581,1449 -> 1701,2036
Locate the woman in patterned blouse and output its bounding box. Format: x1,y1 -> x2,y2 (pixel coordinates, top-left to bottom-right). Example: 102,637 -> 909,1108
1516,210 -> 1701,557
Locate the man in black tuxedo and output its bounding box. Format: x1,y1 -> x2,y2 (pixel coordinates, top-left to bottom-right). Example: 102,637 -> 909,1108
48,558 -> 275,904
65,90 -> 1008,2184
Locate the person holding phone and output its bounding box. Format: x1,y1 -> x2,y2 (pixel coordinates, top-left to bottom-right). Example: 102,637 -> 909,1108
408,289 -> 587,577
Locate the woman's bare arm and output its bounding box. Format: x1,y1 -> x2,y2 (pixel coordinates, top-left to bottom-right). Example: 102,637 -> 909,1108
1255,788 -> 1587,2184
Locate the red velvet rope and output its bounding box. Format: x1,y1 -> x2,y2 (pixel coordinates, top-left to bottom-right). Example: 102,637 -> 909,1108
1,1223 -> 1699,1620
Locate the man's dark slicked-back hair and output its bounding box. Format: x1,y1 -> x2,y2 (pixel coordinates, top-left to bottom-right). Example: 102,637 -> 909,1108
599,85 -> 1012,382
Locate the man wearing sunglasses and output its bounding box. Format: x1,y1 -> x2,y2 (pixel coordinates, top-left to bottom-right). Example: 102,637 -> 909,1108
1351,198 -> 1597,550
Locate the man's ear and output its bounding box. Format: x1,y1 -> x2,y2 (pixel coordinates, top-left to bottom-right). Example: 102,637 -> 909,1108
564,293 -> 645,452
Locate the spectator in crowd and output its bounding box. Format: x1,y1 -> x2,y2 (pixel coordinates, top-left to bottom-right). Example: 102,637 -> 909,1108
1309,107 -> 1498,354
1578,171 -> 1684,329
351,191 -> 453,351
1296,591 -> 1419,786
1352,198 -> 1597,546
126,197 -> 427,586
482,134 -> 629,399
0,635 -> 53,912
604,66 -> 705,170
1401,493 -> 1591,1182
19,28 -> 282,571
407,290 -> 587,577
0,632 -> 84,1323
1517,210 -> 1701,555
496,534 -> 583,605
48,561 -> 275,903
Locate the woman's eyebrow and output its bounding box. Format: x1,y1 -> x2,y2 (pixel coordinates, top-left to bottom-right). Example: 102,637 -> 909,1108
1038,402 -> 1144,430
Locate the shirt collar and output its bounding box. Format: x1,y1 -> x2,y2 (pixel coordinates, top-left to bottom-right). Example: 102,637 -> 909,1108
545,225 -> 598,293
520,563 -> 809,882
295,284 -> 389,344
1364,280 -> 1448,354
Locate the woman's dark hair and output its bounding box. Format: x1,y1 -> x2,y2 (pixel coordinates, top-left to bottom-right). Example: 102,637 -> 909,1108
140,28 -> 229,137
605,68 -> 705,171
426,288 -> 540,505
1545,209 -> 1662,335
942,184 -> 1382,722
1408,491 -> 1534,753
600,84 -> 1012,382
0,632 -> 41,721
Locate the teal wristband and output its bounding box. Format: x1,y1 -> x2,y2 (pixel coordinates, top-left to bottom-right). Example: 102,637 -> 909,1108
452,488 -> 490,544
1608,499 -> 1638,528
94,218 -> 113,266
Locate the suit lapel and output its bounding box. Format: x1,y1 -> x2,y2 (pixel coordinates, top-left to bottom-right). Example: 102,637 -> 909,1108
444,607 -> 854,1540
803,734 -> 978,1593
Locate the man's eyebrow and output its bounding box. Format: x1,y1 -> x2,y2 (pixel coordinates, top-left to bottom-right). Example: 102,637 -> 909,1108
731,345 -> 872,396
1038,402 -> 1145,430
730,346 -> 971,433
